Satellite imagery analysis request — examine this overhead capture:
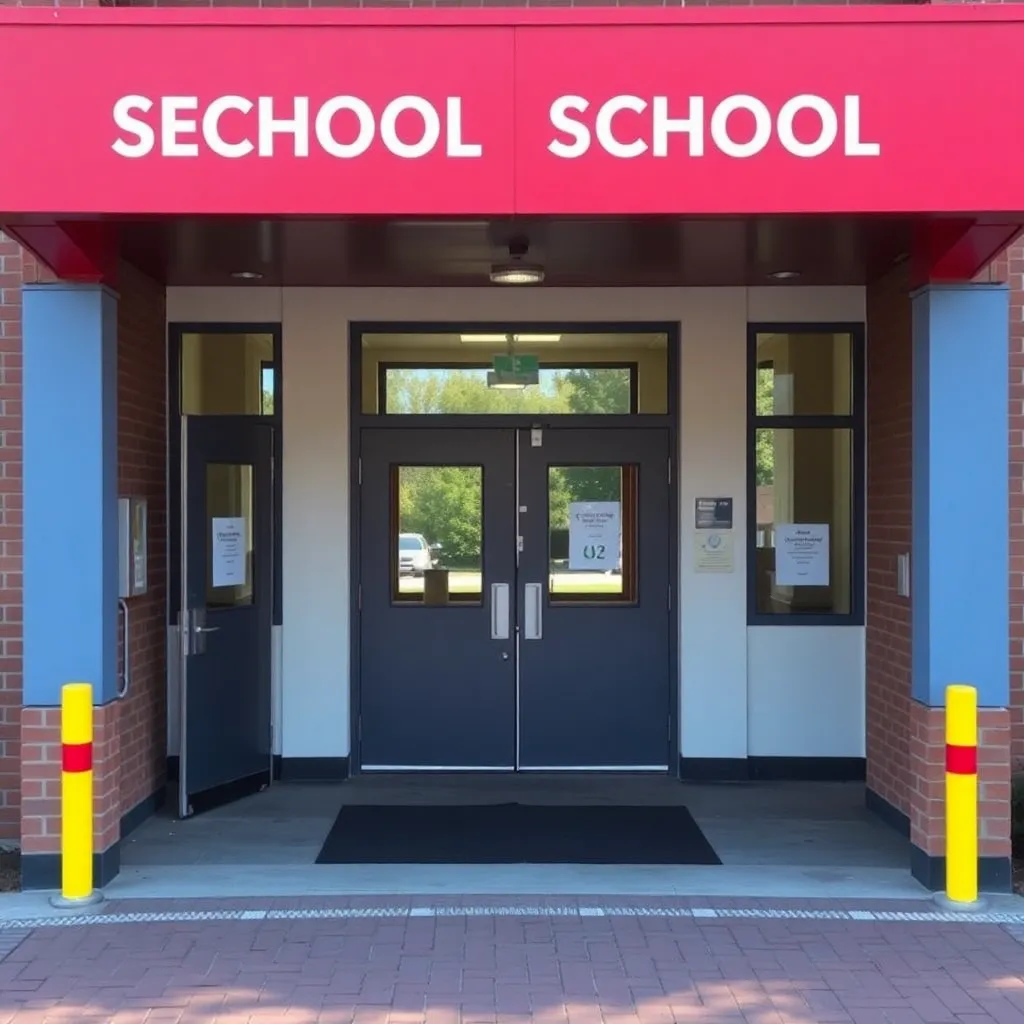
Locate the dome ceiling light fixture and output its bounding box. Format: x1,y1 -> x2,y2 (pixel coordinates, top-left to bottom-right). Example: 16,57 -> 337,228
767,270 -> 801,280
490,239 -> 545,285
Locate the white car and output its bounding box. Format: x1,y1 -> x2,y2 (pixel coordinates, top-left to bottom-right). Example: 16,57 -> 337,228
398,533 -> 435,577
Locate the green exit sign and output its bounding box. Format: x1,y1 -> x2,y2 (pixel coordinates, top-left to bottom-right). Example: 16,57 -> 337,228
490,353 -> 539,388
492,354 -> 539,375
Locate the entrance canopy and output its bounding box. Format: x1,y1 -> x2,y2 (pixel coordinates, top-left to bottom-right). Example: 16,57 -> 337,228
2,5 -> 1023,283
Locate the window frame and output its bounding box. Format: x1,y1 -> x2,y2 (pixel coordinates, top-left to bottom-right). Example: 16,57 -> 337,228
168,322 -> 283,629
376,360 -> 640,416
746,322 -> 865,627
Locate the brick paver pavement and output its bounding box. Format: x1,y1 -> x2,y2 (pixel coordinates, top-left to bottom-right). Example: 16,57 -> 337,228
0,901 -> 1023,1023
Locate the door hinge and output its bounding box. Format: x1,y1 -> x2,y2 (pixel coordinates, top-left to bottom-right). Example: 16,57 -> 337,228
358,715 -> 362,741
358,458 -> 362,486
668,584 -> 672,612
667,458 -> 671,485
357,584 -> 362,612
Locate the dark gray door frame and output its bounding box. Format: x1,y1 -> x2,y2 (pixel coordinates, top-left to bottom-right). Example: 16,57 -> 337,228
167,322 -> 283,630
348,321 -> 681,776
167,322 -> 283,789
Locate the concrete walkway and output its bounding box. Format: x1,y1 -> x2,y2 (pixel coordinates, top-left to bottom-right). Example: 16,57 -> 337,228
114,779 -> 920,903
0,897 -> 1024,1023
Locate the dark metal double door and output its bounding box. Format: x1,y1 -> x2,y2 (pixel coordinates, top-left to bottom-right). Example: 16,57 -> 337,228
358,426 -> 672,771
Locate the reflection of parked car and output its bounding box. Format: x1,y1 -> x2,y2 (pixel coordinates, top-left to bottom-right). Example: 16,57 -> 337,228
398,533 -> 435,577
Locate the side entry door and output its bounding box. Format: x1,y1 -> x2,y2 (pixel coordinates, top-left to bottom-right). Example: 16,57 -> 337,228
179,416 -> 274,816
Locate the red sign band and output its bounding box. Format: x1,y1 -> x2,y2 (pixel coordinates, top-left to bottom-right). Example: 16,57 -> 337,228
3,12 -> 1024,215
61,743 -> 93,774
945,743 -> 977,776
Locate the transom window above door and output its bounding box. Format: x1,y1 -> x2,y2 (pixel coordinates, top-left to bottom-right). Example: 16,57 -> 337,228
361,329 -> 669,415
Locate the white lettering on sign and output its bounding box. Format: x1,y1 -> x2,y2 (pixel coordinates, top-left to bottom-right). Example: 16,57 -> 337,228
111,94 -> 483,159
111,92 -> 880,161
548,94 -> 880,159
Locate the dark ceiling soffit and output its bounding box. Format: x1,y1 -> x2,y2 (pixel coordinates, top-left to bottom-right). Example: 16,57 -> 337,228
3,215 -> 1022,288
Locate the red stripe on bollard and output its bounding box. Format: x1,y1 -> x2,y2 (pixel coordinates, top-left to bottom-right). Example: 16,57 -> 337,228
945,743 -> 977,775
61,743 -> 93,774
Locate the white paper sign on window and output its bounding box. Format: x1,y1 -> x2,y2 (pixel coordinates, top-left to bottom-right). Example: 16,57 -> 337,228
568,502 -> 620,571
212,516 -> 247,587
775,523 -> 829,586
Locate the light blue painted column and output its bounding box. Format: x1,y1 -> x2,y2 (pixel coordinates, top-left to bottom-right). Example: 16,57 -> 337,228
911,283 -> 1009,708
23,284 -> 118,707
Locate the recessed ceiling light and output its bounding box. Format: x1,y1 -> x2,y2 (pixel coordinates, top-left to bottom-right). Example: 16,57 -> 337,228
231,270 -> 263,280
487,379 -> 527,391
489,264 -> 545,285
460,333 -> 562,344
768,270 -> 800,280
490,238 -> 544,286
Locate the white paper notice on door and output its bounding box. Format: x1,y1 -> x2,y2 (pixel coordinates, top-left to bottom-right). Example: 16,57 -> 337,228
211,517 -> 247,588
568,501 -> 620,571
775,523 -> 829,586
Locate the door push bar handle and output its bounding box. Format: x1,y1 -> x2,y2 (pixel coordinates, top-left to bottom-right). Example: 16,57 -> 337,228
490,583 -> 510,640
524,583 -> 543,640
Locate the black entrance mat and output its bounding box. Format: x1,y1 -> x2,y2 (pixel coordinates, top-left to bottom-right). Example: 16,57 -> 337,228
314,803 -> 721,865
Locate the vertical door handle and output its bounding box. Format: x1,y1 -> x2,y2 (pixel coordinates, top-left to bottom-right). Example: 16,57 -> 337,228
523,583 -> 543,640
490,583 -> 510,640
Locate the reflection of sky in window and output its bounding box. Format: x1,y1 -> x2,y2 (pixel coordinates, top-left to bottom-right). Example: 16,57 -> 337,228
402,367 -> 561,395
260,365 -> 275,415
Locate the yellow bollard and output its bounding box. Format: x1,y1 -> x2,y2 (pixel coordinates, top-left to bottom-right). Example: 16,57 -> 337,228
49,683 -> 102,908
945,684 -> 979,905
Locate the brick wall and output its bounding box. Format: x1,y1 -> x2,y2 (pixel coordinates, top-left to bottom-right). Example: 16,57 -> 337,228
20,704 -> 120,859
0,234 -> 23,843
985,247 -> 1024,768
116,261 -> 167,822
864,263 -> 913,818
908,704 -> 1011,863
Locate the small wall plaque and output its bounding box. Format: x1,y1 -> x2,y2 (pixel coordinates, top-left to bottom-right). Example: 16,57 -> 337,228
695,497 -> 733,530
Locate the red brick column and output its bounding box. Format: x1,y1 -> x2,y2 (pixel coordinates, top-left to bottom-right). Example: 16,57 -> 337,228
0,234 -> 24,844
865,264 -> 913,827
115,262 -> 168,832
17,261 -> 167,890
866,263 -> 1015,891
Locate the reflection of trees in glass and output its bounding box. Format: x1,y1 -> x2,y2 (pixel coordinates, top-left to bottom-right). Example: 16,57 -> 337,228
391,368 -> 631,565
399,467 -> 482,568
755,366 -> 775,486
563,367 -> 630,414
260,365 -> 275,415
385,366 -> 631,416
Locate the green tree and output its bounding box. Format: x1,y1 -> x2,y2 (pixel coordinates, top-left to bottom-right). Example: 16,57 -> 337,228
400,466 -> 482,567
754,366 -> 775,486
563,367 -> 631,415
